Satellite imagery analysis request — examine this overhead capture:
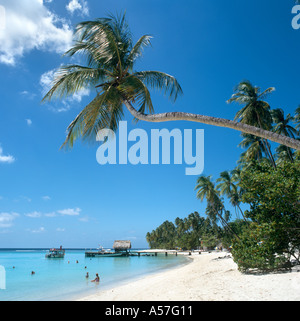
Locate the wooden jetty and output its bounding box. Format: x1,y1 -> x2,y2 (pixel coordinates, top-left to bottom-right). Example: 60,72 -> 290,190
85,240 -> 195,258
85,240 -> 131,257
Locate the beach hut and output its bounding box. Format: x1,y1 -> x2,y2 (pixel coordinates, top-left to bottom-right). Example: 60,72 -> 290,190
113,240 -> 132,253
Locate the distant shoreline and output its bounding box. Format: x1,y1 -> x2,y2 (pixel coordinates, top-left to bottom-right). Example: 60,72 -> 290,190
78,251 -> 300,301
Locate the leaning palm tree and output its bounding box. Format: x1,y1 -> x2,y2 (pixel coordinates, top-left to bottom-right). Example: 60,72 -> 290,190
227,80 -> 276,167
42,13 -> 300,151
195,175 -> 239,238
216,171 -> 247,222
194,175 -> 216,202
216,171 -> 236,197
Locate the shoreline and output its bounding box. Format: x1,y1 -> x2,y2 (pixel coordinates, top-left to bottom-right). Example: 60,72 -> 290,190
78,251 -> 300,301
69,251 -> 191,301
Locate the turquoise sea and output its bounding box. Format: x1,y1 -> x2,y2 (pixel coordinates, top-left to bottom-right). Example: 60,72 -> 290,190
0,249 -> 188,301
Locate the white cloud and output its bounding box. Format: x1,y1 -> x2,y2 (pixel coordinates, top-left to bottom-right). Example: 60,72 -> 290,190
25,211 -> 42,218
66,0 -> 89,16
45,212 -> 57,217
78,216 -> 89,222
42,195 -> 51,201
40,68 -> 90,112
0,0 -> 73,65
16,196 -> 32,203
0,212 -> 19,228
57,207 -> 81,216
56,227 -> 65,232
40,69 -> 55,92
26,119 -> 32,126
0,146 -> 15,164
28,227 -> 45,233
20,91 -> 36,100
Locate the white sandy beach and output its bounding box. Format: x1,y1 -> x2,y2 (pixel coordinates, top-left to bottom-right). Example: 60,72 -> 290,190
79,251 -> 300,301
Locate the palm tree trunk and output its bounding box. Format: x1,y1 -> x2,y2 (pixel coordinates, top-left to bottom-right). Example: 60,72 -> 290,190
287,148 -> 295,163
237,203 -> 250,225
255,112 -> 276,168
123,100 -> 300,151
262,138 -> 277,168
218,212 -> 240,240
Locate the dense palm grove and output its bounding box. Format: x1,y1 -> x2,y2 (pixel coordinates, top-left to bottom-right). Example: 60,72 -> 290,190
147,81 -> 300,273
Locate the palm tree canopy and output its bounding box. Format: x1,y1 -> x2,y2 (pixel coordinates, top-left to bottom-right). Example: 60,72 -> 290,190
42,13 -> 183,148
238,133 -> 266,162
227,80 -> 274,130
271,108 -> 298,139
194,175 -> 216,202
216,171 -> 237,197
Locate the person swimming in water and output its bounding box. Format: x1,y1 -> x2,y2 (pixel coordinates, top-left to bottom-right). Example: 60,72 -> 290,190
91,273 -> 100,282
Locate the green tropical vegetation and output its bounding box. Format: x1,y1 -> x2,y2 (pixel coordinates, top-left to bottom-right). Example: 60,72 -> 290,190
41,13 -> 300,273
147,81 -> 300,273
146,212 -> 223,251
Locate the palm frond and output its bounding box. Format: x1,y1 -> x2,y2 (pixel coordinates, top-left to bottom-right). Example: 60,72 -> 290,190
134,71 -> 183,102
64,41 -> 113,69
126,35 -> 152,68
258,87 -> 276,100
227,93 -> 252,105
61,85 -> 123,148
74,19 -> 124,71
119,75 -> 154,116
61,93 -> 111,149
107,11 -> 133,52
42,65 -> 105,102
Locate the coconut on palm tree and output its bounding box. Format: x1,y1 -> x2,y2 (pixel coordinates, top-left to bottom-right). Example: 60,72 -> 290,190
42,13 -> 300,151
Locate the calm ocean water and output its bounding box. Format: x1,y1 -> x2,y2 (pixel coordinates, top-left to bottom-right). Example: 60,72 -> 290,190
0,249 -> 188,301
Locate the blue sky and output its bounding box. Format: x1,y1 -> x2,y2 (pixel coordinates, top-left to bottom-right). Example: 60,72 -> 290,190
0,0 -> 299,248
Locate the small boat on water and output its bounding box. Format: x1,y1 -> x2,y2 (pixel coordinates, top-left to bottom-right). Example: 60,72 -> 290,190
45,246 -> 65,258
